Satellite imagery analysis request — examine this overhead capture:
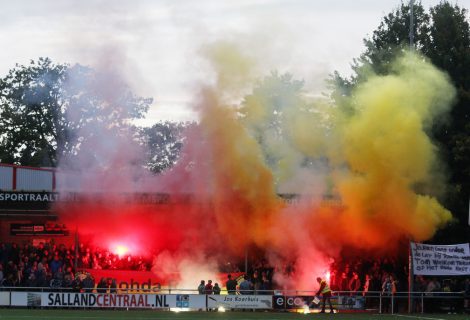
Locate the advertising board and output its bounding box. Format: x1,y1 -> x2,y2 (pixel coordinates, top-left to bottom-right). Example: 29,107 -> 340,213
207,295 -> 272,309
10,292 -> 206,309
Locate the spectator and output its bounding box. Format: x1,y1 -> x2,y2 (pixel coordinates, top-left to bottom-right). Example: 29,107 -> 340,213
97,277 -> 108,293
362,274 -> 372,308
26,272 -> 37,287
239,275 -> 253,295
3,274 -> 15,287
381,275 -> 396,313
213,283 -> 221,295
63,269 -> 74,288
252,271 -> 261,294
464,278 -> 470,312
71,274 -> 82,292
338,272 -> 349,292
349,272 -> 361,295
362,274 -> 370,296
413,276 -> 427,312
81,273 -> 95,293
427,277 -> 441,293
449,279 -> 460,314
197,280 -> 205,294
0,263 -> 4,285
37,257 -> 48,273
50,270 -> 63,289
9,243 -> 20,264
50,255 -> 62,275
0,244 -> 6,265
205,280 -> 213,294
110,278 -> 118,293
35,269 -> 48,288
92,256 -> 102,270
329,271 -> 337,291
259,274 -> 272,295
226,274 -> 237,295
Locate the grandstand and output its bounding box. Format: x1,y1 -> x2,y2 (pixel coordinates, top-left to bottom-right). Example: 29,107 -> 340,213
0,164 -> 65,244
0,163 -> 340,245
0,164 -> 468,317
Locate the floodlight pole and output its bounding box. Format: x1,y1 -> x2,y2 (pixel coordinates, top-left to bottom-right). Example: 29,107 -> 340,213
245,247 -> 248,275
409,1 -> 415,308
408,241 -> 415,313
409,1 -> 416,307
408,2 -> 415,309
410,0 -> 415,49
74,226 -> 79,272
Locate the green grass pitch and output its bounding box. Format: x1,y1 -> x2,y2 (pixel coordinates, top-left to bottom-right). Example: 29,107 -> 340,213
0,309 -> 468,320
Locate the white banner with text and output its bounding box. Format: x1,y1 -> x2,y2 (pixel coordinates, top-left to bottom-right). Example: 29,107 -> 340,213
207,295 -> 273,309
411,242 -> 470,275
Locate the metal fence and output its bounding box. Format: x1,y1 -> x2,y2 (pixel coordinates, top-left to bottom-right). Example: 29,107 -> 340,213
0,287 -> 467,314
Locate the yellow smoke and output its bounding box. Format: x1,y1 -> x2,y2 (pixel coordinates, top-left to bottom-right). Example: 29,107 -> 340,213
196,43 -> 281,254
195,44 -> 455,255
327,52 -> 455,246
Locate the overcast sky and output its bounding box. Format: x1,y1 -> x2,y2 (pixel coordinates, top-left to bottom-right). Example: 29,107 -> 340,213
1,0 -> 468,124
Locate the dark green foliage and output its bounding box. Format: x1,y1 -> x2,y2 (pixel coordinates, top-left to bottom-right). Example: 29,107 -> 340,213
141,121 -> 192,174
0,58 -> 151,167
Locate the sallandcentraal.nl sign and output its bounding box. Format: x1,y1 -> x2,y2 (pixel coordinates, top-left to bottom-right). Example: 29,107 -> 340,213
411,242 -> 470,275
10,292 -> 206,309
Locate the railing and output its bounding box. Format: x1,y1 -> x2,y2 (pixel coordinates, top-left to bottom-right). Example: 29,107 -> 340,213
0,287 -> 466,314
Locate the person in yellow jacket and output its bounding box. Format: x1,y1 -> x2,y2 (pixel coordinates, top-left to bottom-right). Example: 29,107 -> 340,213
316,277 -> 334,313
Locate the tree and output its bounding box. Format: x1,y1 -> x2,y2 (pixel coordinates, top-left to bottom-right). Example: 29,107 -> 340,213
423,2 -> 470,171
0,58 -> 67,166
425,3 -> 470,238
239,71 -> 306,173
353,1 -> 430,79
0,58 -> 151,167
328,2 -> 430,118
423,2 -> 470,89
141,121 -> 191,173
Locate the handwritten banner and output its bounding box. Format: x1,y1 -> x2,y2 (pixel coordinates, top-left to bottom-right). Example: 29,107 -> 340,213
411,242 -> 470,275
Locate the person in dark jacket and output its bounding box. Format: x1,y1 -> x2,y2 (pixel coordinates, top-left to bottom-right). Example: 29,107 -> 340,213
213,283 -> 221,295
110,278 -> 117,293
258,274 -> 272,295
83,274 -> 95,293
226,274 -> 237,294
97,277 -> 108,293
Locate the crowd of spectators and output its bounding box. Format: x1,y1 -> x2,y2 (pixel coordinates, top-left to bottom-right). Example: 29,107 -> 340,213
326,255 -> 469,313
327,255 -> 469,296
328,256 -> 408,294
244,258 -> 274,294
0,241 -> 151,290
0,241 -> 469,312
